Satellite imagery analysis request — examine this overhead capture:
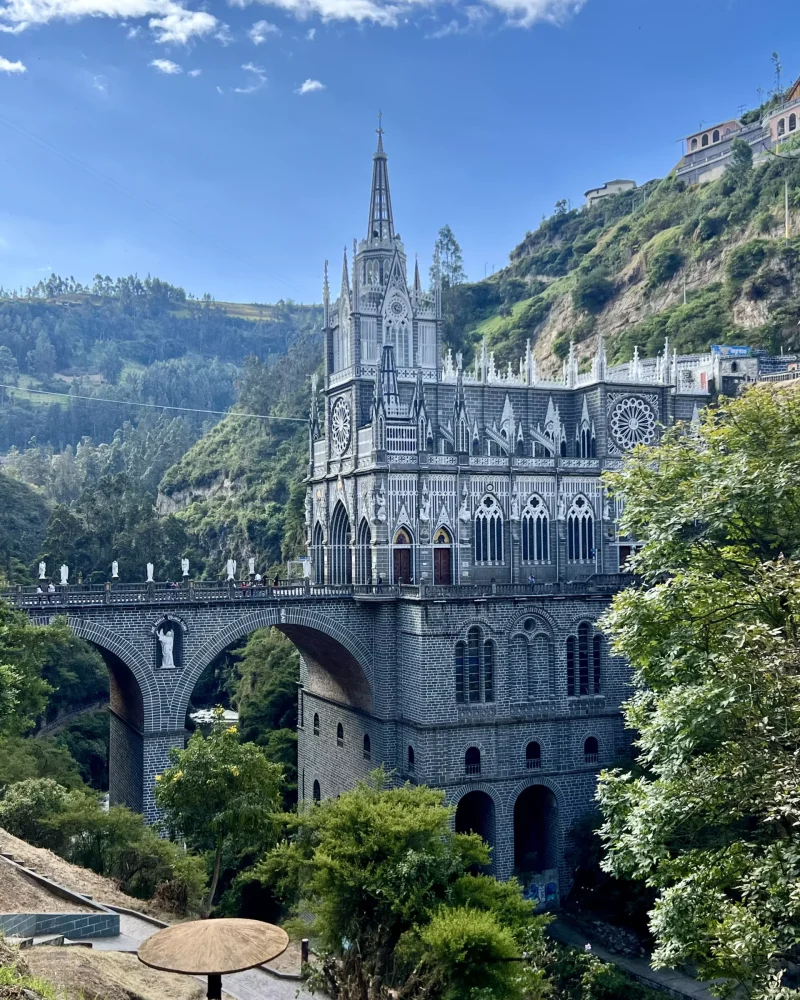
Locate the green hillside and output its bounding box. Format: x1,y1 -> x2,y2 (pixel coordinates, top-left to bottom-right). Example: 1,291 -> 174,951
0,472 -> 51,585
442,144 -> 800,374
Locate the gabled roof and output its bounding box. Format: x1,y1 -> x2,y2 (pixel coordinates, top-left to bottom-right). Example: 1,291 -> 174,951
788,74 -> 800,103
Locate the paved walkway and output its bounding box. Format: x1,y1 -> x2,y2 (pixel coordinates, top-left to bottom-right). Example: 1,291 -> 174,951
92,913 -> 313,1000
550,919 -> 720,1000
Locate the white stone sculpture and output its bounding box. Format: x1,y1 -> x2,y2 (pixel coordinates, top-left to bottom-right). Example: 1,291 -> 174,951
419,484 -> 431,522
111,561 -> 119,579
38,562 -> 46,580
510,490 -> 520,520
248,557 -> 255,576
226,559 -> 237,581
59,565 -> 68,586
458,487 -> 471,523
557,494 -> 566,521
376,486 -> 387,523
157,626 -> 176,669
146,563 -> 155,583
181,558 -> 189,578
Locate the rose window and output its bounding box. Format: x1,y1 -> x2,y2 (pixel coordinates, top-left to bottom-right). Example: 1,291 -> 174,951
609,396 -> 656,451
330,396 -> 351,456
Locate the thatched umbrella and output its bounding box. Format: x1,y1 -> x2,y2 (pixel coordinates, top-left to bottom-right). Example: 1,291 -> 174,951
138,918 -> 289,999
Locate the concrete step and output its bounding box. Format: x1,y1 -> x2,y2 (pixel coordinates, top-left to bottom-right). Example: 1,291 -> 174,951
32,935 -> 65,947
6,936 -> 33,949
63,940 -> 93,948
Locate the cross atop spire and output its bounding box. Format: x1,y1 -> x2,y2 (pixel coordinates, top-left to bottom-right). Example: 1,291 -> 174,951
367,117 -> 394,241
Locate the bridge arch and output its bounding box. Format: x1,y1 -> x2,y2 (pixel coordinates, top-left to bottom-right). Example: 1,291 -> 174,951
174,606 -> 374,724
30,615 -> 156,814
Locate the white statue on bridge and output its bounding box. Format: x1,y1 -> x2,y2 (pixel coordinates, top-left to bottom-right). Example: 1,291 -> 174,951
38,561 -> 46,580
226,559 -> 237,581
59,565 -> 68,586
157,625 -> 176,669
248,557 -> 255,577
111,561 -> 119,579
181,558 -> 190,578
146,563 -> 155,583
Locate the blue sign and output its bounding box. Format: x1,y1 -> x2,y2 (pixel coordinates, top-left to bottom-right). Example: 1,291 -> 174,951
711,345 -> 751,357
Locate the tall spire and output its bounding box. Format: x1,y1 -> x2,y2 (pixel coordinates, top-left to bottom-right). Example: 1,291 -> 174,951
367,112 -> 394,241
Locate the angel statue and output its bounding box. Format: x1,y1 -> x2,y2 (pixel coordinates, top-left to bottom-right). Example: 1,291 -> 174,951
157,626 -> 176,669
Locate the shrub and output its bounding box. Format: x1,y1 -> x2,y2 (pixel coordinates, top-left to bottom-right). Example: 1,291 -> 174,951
727,239 -> 773,285
572,271 -> 615,314
647,245 -> 684,287
0,777 -> 71,849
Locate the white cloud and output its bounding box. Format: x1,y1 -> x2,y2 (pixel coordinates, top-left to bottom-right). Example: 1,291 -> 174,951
248,17 -> 279,42
216,83 -> 224,92
187,66 -> 201,75
305,25 -> 314,37
0,0 -> 222,44
150,56 -> 182,72
126,22 -> 141,34
234,60 -> 266,92
295,77 -> 324,94
92,72 -> 108,92
0,19 -> 25,29
236,0 -> 585,28
0,53 -> 24,70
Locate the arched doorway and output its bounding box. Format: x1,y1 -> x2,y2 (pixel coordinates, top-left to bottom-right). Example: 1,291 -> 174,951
433,526 -> 452,585
513,784 -> 558,877
392,528 -> 414,584
455,790 -> 496,866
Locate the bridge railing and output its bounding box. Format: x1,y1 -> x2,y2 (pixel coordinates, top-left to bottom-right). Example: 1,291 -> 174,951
3,574 -> 636,608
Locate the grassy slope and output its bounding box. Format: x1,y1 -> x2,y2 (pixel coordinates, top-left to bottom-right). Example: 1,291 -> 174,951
443,154 -> 800,374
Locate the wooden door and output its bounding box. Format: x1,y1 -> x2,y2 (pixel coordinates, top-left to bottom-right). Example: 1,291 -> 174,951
434,547 -> 451,585
393,548 -> 411,584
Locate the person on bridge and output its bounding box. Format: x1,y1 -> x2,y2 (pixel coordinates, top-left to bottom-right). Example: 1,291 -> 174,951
47,581 -> 57,603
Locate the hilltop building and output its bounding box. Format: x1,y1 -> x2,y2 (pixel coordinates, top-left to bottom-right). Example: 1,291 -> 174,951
584,179 -> 636,208
678,73 -> 800,185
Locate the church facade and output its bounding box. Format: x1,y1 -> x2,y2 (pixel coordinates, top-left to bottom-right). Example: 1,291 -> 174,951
297,130 -> 740,900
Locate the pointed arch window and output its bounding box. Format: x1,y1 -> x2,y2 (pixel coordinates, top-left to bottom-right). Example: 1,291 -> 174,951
592,633 -> 603,694
475,495 -> 503,564
336,722 -> 344,747
363,734 -> 371,760
567,635 -> 576,697
578,622 -> 590,695
312,522 -> 325,585
567,496 -> 594,563
313,713 -> 320,736
313,780 -> 321,802
455,626 -> 494,703
356,518 -> 372,585
458,419 -> 469,454
408,745 -> 415,772
521,496 -> 549,563
330,503 -> 352,585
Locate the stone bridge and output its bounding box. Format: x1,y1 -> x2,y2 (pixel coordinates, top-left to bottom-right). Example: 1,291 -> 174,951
8,580 -> 394,821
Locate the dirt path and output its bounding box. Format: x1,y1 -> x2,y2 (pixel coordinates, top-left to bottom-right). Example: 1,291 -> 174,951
0,829 -> 175,922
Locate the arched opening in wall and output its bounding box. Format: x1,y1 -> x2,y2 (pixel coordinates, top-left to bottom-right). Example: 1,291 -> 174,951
329,502 -> 352,585
702,133 -> 709,147
392,527 -> 414,584
513,785 -> 558,876
526,741 -> 542,770
465,746 -> 481,775
791,113 -> 798,132
584,736 -> 599,764
433,526 -> 452,585
363,733 -> 371,760
336,722 -> 344,747
313,780 -> 321,802
105,651 -> 144,812
313,713 -> 320,736
455,790 -> 495,864
407,744 -> 415,772
779,118 -> 786,136
356,518 -> 372,585
691,138 -> 698,150
712,129 -> 720,142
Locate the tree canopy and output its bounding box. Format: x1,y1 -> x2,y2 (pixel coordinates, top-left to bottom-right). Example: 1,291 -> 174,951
597,385 -> 800,999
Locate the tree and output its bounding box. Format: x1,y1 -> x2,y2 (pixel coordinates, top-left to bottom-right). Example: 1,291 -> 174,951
728,138 -> 754,186
572,270 -> 615,314
254,772 -> 534,1000
597,385 -> 800,1000
25,331 -> 56,377
0,345 -> 18,384
430,226 -> 467,290
155,708 -> 283,915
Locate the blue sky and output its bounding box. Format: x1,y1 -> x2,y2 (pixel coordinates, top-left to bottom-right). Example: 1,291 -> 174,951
0,0 -> 797,303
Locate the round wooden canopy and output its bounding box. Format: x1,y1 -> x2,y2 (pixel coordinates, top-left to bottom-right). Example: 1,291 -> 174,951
138,918 -> 289,976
